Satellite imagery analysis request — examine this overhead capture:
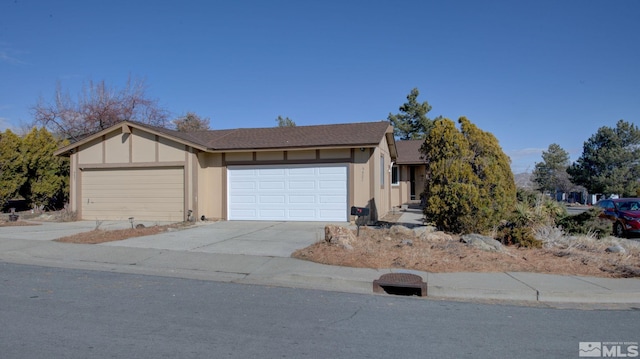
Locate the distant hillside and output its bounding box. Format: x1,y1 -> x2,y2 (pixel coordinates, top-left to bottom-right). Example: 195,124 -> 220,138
514,172 -> 534,190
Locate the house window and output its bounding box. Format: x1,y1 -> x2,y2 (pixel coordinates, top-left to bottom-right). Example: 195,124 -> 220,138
391,166 -> 399,186
380,155 -> 385,187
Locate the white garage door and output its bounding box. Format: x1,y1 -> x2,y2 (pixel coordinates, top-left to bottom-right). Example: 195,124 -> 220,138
81,167 -> 184,221
228,165 -> 348,221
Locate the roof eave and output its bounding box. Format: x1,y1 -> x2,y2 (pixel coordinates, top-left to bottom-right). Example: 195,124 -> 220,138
204,143 -> 381,153
385,127 -> 398,160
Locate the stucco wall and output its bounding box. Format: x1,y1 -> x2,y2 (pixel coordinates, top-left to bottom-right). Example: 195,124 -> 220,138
373,135 -> 393,220
77,128 -> 187,165
196,152 -> 224,220
351,148 -> 372,215
77,138 -> 103,164
70,127 -> 191,220
196,147 -> 388,222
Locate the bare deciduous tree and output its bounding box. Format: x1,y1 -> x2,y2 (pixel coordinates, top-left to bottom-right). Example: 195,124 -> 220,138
32,76 -> 169,141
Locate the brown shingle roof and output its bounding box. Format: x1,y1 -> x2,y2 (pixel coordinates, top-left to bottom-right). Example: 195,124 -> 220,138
136,121 -> 392,150
396,139 -> 425,164
55,121 -> 395,156
207,122 -> 391,150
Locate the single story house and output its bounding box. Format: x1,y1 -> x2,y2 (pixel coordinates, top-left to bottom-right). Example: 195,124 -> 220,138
55,120 -> 405,223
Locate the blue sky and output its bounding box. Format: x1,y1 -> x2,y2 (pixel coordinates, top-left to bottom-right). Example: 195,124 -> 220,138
1,0 -> 638,173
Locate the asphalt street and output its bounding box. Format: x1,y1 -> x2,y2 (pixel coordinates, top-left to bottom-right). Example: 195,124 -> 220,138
1,263 -> 638,359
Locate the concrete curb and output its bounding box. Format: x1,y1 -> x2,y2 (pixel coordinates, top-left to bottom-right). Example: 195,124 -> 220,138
1,237 -> 639,306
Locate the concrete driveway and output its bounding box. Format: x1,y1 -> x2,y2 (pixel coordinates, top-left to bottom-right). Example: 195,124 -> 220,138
101,221 -> 329,257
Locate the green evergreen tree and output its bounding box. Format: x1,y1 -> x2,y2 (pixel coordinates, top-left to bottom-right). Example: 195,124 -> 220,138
421,119 -> 478,232
20,128 -> 69,210
532,143 -> 572,195
275,115 -> 296,127
459,117 -> 516,230
421,117 -> 516,233
387,88 -> 434,140
567,120 -> 640,197
0,130 -> 26,207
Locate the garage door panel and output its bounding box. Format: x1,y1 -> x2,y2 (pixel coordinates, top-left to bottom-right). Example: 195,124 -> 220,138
84,196 -> 183,203
319,195 -> 346,204
289,180 -> 315,189
319,209 -> 342,220
81,167 -> 184,221
259,181 -> 285,190
230,195 -> 256,204
84,183 -> 183,192
230,181 -> 256,190
228,165 -> 347,221
259,168 -> 285,176
260,209 -> 286,218
289,195 -> 315,204
230,209 -> 257,217
289,209 -> 317,219
260,195 -> 286,204
289,167 -> 315,175
320,180 -> 347,189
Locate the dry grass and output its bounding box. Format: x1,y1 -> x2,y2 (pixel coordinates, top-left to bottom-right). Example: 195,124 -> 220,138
293,225 -> 640,278
54,222 -> 195,244
0,220 -> 40,227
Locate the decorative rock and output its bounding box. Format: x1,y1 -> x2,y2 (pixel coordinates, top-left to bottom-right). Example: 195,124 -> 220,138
419,231 -> 453,242
412,226 -> 436,237
324,225 -> 356,250
605,244 -> 626,254
460,234 -> 505,252
135,223 -> 146,229
389,225 -> 414,237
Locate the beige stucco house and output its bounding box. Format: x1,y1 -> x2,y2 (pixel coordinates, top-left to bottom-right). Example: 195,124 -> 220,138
55,120 -> 402,223
391,139 -> 427,208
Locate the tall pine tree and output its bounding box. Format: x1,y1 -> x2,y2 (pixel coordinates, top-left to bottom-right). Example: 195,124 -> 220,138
387,88 -> 434,140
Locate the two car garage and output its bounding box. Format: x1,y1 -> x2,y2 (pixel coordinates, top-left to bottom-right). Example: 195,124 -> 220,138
79,165 -> 348,222
227,165 -> 348,222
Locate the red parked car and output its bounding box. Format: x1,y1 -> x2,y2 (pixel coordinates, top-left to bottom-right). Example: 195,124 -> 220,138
596,198 -> 640,237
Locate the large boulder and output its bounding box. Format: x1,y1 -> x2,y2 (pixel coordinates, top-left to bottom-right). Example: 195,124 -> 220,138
389,225 -> 415,237
324,225 -> 355,250
460,234 -> 506,253
418,231 -> 454,242
412,226 -> 437,237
